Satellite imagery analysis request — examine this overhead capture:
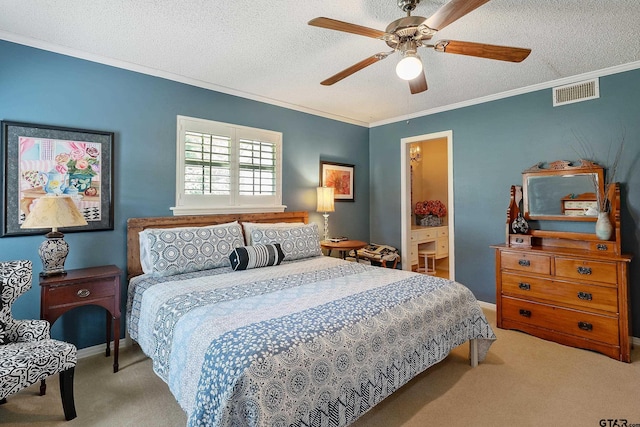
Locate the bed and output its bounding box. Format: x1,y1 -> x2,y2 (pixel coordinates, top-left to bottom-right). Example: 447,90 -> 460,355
126,211 -> 496,427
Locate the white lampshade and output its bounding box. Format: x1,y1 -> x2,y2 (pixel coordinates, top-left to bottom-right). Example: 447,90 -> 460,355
396,54 -> 423,80
21,195 -> 87,231
316,187 -> 335,213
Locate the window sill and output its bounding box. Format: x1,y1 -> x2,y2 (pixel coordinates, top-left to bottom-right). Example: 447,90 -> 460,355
170,205 -> 288,216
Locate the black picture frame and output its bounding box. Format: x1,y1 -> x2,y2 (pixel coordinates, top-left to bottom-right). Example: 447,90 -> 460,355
319,160 -> 355,202
1,121 -> 114,237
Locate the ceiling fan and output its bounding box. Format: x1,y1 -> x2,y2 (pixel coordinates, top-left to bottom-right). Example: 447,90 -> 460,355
308,0 -> 531,94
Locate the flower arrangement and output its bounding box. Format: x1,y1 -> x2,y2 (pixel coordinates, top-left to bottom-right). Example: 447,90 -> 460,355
53,144 -> 100,177
414,200 -> 447,218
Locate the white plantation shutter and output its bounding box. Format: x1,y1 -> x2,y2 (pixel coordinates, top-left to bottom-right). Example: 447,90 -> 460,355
173,116 -> 284,215
184,131 -> 231,195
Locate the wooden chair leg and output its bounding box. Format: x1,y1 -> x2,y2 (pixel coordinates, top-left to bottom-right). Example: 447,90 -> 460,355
59,368 -> 77,421
40,379 -> 46,396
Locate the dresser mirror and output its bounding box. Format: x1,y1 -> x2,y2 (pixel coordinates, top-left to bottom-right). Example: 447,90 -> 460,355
522,160 -> 604,221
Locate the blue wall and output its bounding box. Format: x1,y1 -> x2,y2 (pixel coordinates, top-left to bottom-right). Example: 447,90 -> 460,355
370,68 -> 640,334
0,40 -> 370,349
3,38 -> 639,349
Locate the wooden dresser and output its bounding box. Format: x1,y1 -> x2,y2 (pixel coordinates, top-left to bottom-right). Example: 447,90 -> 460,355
493,183 -> 632,362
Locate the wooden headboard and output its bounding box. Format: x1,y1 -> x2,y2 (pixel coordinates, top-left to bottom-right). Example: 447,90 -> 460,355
126,211 -> 309,279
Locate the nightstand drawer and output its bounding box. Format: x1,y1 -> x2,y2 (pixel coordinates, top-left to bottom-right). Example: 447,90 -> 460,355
45,279 -> 116,307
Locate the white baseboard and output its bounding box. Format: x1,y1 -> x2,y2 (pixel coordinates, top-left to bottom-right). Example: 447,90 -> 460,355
477,300 -> 496,311
76,339 -> 131,360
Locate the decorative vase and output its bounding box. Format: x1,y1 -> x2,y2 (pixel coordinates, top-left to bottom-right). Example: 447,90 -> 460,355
415,215 -> 425,226
68,173 -> 92,192
422,215 -> 442,227
595,212 -> 613,240
511,213 -> 529,234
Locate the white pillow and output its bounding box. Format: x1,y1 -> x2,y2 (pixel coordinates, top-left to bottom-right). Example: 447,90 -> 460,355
139,221 -> 244,276
244,222 -> 321,261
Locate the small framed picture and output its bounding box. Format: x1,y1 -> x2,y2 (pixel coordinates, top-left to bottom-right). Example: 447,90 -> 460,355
320,161 -> 355,202
1,121 -> 114,236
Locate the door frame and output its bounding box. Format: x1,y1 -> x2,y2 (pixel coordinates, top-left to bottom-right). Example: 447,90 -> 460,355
400,130 -> 455,279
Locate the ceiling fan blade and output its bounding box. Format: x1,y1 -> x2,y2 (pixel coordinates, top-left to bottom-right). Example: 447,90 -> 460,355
434,40 -> 531,62
321,53 -> 390,86
425,0 -> 491,31
409,71 -> 428,94
309,17 -> 387,39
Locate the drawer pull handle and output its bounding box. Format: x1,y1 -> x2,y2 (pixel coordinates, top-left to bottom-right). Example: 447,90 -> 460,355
519,309 -> 532,318
77,289 -> 91,298
596,244 -> 608,251
515,238 -> 523,243
577,291 -> 593,301
518,282 -> 531,291
578,321 -> 593,331
577,266 -> 592,275
518,259 -> 530,267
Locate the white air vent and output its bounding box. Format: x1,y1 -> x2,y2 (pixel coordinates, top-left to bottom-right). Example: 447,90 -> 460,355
553,78 -> 600,106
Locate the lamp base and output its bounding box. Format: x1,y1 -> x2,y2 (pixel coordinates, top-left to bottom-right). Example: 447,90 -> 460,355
38,234 -> 69,277
322,212 -> 330,241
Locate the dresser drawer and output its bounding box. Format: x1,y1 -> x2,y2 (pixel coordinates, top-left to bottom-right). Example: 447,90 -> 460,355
501,251 -> 551,275
501,272 -> 618,313
411,228 -> 437,242
501,297 -> 619,345
436,238 -> 448,258
555,257 -> 617,284
436,227 -> 448,238
44,279 -> 116,307
509,234 -> 532,247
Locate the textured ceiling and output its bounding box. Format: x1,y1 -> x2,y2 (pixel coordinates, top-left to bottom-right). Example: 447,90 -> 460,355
1,0 -> 640,126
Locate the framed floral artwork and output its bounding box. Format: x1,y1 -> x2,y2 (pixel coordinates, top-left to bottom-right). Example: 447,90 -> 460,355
1,121 -> 114,236
320,161 -> 355,202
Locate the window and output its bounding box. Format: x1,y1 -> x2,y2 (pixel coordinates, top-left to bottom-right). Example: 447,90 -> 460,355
172,116 -> 284,215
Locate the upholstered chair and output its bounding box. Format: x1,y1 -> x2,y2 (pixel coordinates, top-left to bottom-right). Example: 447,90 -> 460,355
0,260 -> 77,420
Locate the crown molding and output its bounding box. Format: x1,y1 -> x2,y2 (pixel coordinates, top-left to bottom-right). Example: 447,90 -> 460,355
370,60 -> 640,128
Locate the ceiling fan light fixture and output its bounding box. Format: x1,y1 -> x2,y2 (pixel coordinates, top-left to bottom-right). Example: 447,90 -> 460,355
396,52 -> 422,80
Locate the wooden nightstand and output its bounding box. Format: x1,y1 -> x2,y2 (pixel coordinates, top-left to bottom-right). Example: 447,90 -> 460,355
321,240 -> 368,261
39,265 -> 122,373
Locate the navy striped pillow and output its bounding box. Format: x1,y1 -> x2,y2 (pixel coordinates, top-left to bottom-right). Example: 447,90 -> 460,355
229,244 -> 285,271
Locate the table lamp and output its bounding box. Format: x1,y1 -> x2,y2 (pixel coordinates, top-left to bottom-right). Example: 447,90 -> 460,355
316,186 -> 335,241
21,195 -> 88,276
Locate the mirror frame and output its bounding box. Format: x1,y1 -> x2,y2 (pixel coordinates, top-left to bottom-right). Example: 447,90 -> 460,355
522,160 -> 605,221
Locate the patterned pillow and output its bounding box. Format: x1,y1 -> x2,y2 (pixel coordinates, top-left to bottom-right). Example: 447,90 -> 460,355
229,244 -> 285,271
140,221 -> 244,277
242,222 -> 306,245
246,222 -> 322,261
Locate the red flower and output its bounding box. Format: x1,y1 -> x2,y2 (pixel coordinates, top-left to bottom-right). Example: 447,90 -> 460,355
414,200 -> 447,218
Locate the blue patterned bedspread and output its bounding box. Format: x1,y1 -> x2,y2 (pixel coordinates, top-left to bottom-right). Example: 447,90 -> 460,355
127,256 -> 495,427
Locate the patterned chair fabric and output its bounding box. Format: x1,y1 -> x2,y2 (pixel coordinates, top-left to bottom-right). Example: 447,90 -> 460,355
0,260 -> 77,420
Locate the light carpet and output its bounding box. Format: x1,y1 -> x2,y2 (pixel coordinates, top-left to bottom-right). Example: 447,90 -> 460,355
1,309 -> 639,426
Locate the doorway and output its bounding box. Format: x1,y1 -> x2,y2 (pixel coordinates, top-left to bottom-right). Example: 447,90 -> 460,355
400,130 -> 454,279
